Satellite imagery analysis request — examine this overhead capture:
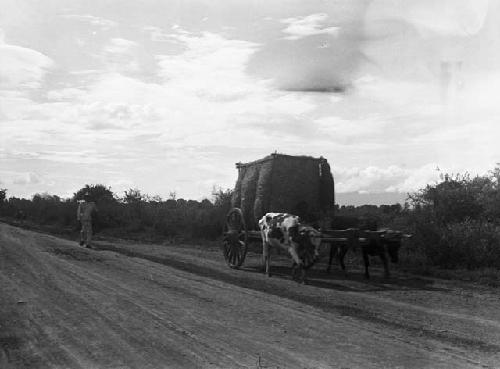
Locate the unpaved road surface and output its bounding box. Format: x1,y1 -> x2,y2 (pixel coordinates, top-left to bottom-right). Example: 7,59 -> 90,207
1,223 -> 500,369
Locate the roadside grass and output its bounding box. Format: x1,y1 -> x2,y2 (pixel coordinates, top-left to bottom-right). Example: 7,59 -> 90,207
2,215 -> 499,288
0,216 -> 78,239
399,265 -> 500,288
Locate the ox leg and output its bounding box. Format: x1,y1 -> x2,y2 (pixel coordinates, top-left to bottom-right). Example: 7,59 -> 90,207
288,247 -> 305,284
291,262 -> 298,280
291,263 -> 306,284
298,264 -> 306,284
380,252 -> 390,278
326,242 -> 335,273
362,249 -> 370,279
288,247 -> 302,268
338,244 -> 347,275
262,241 -> 271,277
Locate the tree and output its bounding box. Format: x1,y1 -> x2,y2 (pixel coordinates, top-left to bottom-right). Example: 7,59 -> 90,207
147,194 -> 162,203
73,184 -> 116,203
200,198 -> 213,209
33,192 -> 60,202
0,188 -> 7,203
211,187 -> 233,208
409,173 -> 484,224
123,188 -> 143,204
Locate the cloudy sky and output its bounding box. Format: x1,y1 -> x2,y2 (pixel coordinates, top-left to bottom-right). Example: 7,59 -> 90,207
1,0 -> 499,204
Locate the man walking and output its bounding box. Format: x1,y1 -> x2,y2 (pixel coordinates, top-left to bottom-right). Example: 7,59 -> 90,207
77,192 -> 98,248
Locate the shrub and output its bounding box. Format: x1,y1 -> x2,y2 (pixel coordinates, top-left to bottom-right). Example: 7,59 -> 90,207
405,168 -> 500,271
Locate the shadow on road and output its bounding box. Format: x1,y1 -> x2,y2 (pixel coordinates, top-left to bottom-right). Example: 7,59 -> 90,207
242,261 -> 447,293
46,240 -> 500,354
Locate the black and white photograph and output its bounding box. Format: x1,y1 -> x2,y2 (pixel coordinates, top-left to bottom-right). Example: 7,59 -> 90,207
1,0 -> 499,368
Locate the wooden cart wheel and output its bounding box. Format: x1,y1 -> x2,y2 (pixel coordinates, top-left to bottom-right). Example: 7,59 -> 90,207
222,208 -> 248,269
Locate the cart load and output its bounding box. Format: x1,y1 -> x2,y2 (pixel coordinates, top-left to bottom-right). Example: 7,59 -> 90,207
231,153 -> 335,230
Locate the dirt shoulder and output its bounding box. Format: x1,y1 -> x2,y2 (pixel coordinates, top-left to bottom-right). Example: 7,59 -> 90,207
1,222 -> 499,368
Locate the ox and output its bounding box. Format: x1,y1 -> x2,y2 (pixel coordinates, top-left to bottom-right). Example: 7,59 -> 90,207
326,228 -> 410,279
362,230 -> 409,279
325,216 -> 375,275
325,228 -> 357,274
259,213 -> 321,283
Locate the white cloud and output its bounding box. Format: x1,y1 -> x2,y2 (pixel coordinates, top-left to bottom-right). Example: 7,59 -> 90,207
0,92 -> 34,120
0,41 -> 53,89
143,26 -> 187,42
365,0 -> 489,38
315,115 -> 387,141
0,169 -> 49,188
99,37 -> 141,73
47,87 -> 86,101
36,151 -> 106,165
144,26 -> 169,42
156,31 -> 263,99
12,172 -> 43,185
60,14 -> 117,30
335,165 -> 408,193
386,164 -> 442,193
404,0 -> 489,37
0,149 -> 40,160
333,162 -> 484,195
108,178 -> 135,192
0,169 -> 60,197
0,32 -> 54,129
105,38 -> 138,54
281,13 -> 340,40
354,75 -> 440,108
1,28 -> 318,196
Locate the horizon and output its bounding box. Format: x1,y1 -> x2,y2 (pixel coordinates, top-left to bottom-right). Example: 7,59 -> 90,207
0,178 -> 439,207
2,179 -> 410,207
1,0 -> 499,204
0,158 -> 495,206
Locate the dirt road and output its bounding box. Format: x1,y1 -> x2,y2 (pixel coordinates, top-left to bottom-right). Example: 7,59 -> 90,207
1,223 -> 499,368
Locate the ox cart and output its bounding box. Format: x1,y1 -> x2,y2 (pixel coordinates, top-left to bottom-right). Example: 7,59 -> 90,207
221,153 -> 333,269
221,153 -> 409,277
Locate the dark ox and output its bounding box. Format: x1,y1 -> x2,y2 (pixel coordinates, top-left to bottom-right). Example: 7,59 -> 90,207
326,224 -> 409,279
361,230 -> 406,279
259,212 -> 321,283
325,216 -> 377,275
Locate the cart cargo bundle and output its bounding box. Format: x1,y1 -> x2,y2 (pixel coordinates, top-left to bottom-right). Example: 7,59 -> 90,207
232,153 -> 335,229
222,153 -> 335,268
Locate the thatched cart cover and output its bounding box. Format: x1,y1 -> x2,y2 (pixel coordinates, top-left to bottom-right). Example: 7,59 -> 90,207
231,153 -> 335,229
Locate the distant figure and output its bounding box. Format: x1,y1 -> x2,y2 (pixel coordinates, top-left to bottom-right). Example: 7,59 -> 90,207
77,192 -> 97,248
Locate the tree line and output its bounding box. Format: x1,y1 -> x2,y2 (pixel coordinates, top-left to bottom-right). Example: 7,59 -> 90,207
333,168 -> 500,273
0,185 -> 233,242
1,167 -> 500,273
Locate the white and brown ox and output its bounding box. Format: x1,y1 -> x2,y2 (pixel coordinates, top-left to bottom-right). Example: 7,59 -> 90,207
258,212 -> 321,283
